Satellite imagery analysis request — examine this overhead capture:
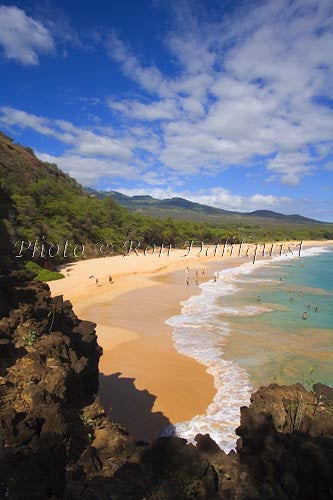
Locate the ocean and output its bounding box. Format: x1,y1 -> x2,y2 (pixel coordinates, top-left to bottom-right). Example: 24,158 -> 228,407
164,246 -> 333,451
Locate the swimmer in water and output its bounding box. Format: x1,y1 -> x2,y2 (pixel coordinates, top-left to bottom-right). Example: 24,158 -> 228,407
257,295 -> 261,302
315,306 -> 318,312
303,311 -> 307,319
307,304 -> 311,310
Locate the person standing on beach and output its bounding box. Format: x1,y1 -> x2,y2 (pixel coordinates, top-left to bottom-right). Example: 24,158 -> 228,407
96,278 -> 99,286
213,274 -> 217,282
186,277 -> 190,286
253,243 -> 258,264
257,295 -> 261,302
195,277 -> 199,286
108,275 -> 113,284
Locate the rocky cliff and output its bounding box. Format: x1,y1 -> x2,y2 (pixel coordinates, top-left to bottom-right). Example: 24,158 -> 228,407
0,268 -> 102,498
0,268 -> 332,499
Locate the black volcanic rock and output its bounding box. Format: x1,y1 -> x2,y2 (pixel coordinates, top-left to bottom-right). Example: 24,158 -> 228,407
235,384 -> 333,499
0,269 -> 102,499
1,266 -> 333,499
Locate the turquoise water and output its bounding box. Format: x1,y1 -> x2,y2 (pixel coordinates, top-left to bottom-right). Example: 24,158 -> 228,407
242,252 -> 333,330
222,248 -> 333,387
164,246 -> 333,451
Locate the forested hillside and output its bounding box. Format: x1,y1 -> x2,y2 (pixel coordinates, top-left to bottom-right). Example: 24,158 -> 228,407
0,132 -> 209,256
90,189 -> 322,226
1,131 -> 332,269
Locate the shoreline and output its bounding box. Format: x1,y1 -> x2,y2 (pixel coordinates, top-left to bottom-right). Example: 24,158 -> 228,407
48,240 -> 333,441
221,247 -> 333,390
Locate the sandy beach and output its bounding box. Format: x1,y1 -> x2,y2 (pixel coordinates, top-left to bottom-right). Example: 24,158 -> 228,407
48,240 -> 332,440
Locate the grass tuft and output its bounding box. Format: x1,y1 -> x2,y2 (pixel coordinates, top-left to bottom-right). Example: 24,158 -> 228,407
25,261 -> 64,282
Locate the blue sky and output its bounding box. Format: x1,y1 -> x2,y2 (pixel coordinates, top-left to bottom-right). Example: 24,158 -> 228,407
0,0 -> 332,220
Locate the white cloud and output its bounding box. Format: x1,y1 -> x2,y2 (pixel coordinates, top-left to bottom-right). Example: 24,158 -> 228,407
0,6 -> 55,65
2,0 -> 333,197
35,152 -> 139,186
267,152 -> 316,186
0,106 -> 133,161
0,107 -> 73,142
108,98 -> 178,121
116,186 -> 292,213
104,0 -> 333,185
141,171 -> 168,185
0,106 -> 145,186
106,33 -> 168,95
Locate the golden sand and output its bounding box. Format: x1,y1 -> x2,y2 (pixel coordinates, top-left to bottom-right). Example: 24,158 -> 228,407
48,240 -> 332,440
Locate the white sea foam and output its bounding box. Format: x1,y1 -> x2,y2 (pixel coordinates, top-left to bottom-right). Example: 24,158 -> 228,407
219,304 -> 273,316
163,246 -> 328,451
235,277 -> 274,283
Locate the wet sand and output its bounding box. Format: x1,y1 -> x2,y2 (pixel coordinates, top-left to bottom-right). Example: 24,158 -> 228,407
82,261 -> 246,440
48,240 -> 332,440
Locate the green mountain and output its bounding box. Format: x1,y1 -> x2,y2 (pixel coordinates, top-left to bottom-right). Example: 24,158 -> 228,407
87,189 -> 323,225
0,132 -> 132,252
1,130 -> 332,272
0,132 -> 175,263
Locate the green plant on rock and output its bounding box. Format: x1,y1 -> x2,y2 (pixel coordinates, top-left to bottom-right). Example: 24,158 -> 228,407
80,411 -> 95,443
47,300 -> 62,333
287,392 -> 307,431
304,366 -> 315,390
80,412 -> 94,427
287,367 -> 317,425
24,261 -> 64,282
22,330 -> 37,346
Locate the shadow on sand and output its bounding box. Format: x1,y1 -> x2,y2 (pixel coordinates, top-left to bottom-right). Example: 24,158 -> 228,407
99,372 -> 172,442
